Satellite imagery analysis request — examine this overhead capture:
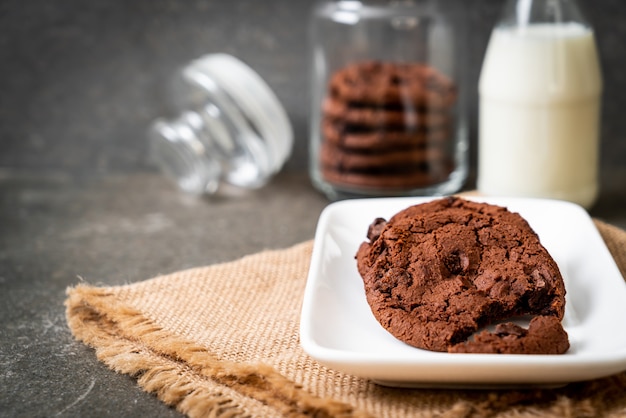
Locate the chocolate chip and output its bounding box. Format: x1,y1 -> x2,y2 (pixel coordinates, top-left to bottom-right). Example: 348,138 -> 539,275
443,250 -> 470,275
494,322 -> 528,337
367,217 -> 387,242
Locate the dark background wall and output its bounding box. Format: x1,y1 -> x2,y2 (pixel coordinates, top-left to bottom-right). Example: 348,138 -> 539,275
1,0 -> 624,184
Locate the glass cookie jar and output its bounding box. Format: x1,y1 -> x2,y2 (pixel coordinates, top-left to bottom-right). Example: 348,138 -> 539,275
309,0 -> 468,200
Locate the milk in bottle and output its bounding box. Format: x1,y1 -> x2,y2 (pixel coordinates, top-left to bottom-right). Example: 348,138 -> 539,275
477,0 -> 602,209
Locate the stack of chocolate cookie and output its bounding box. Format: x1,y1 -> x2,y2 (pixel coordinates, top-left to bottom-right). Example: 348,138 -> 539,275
319,61 -> 457,191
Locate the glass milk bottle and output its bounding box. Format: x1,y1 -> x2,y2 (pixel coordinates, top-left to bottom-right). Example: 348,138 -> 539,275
477,0 -> 602,209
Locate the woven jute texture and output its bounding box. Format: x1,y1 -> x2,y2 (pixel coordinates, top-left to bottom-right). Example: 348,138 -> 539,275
66,219 -> 626,418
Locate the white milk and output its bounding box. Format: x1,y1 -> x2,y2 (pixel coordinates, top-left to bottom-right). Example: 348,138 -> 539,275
478,23 -> 602,208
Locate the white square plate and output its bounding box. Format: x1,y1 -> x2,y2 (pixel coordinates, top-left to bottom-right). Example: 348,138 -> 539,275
300,196 -> 626,387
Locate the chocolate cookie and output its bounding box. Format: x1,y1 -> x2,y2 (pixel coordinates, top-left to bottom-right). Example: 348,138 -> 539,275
322,119 -> 451,151
355,197 -> 568,354
449,316 -> 570,354
329,61 -> 457,108
320,141 -> 446,171
322,97 -> 451,129
320,164 -> 451,190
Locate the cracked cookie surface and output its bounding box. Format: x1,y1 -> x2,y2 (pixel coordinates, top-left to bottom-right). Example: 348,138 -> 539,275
355,197 -> 569,354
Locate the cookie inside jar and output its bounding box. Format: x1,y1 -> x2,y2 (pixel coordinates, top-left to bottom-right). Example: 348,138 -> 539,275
319,61 -> 458,193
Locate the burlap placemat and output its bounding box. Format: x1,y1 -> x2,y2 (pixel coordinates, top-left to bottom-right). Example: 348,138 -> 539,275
66,219 -> 626,418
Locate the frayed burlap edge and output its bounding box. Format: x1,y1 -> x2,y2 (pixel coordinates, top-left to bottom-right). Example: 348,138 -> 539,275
65,284 -> 371,418
595,219 -> 626,280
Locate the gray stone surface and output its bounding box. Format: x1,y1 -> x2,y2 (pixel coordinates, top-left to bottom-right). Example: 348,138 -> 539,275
1,1 -> 625,416
0,172 -> 329,417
